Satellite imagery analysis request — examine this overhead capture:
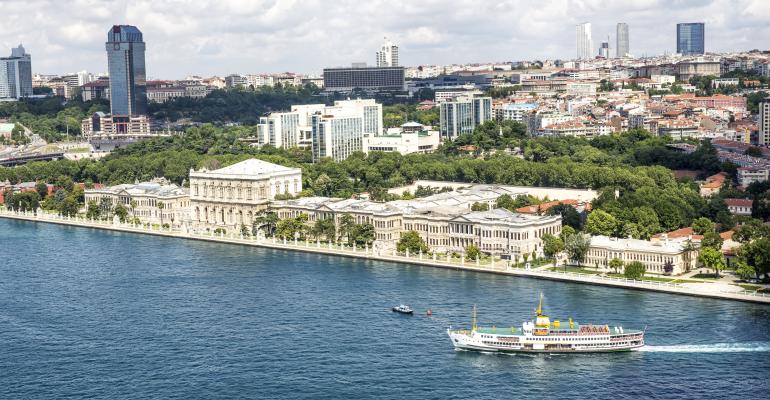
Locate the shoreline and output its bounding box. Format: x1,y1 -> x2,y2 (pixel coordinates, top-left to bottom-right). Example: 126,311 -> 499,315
2,210 -> 769,305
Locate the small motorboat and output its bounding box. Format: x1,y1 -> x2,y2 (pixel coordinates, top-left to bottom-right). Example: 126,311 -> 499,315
392,304 -> 414,314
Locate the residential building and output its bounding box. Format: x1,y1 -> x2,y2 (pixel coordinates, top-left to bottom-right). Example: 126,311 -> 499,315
699,172 -> 727,196
189,159 -> 303,232
599,40 -> 610,59
496,103 -> 537,122
576,22 -> 593,60
738,167 -> 770,187
106,25 -> 147,117
711,78 -> 739,89
616,23 -> 629,58
84,178 -> 190,227
541,120 -> 599,138
434,89 -> 483,103
322,65 -> 405,92
585,235 -> 699,275
724,198 -> 753,216
0,44 -> 33,100
439,96 -> 493,139
81,79 -> 110,101
376,38 -> 399,67
677,23 -> 705,55
760,97 -> 770,146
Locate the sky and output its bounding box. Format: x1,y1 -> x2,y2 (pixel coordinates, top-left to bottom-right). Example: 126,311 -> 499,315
1,0 -> 769,79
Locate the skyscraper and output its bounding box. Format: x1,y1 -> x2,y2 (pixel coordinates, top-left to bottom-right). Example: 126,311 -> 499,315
376,38 -> 399,67
599,39 -> 610,58
616,23 -> 629,58
0,44 -> 33,100
759,97 -> 770,146
106,25 -> 147,117
576,23 -> 593,60
677,23 -> 705,55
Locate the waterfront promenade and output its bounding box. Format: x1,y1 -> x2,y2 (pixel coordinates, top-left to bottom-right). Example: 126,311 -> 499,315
2,208 -> 769,305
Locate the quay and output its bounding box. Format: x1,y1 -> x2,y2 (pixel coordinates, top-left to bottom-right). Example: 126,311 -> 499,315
2,208 -> 769,305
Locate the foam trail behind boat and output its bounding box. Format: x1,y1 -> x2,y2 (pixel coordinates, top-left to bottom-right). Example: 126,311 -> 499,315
639,342 -> 770,353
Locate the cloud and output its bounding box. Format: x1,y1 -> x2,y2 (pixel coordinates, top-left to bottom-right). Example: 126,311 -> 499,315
0,0 -> 767,78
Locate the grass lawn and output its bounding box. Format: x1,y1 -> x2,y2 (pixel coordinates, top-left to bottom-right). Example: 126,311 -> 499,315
691,273 -> 720,280
737,284 -> 762,291
670,279 -> 703,284
606,273 -> 675,283
548,266 -> 598,274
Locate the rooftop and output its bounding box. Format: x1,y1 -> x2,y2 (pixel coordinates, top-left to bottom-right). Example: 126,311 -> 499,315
193,159 -> 300,178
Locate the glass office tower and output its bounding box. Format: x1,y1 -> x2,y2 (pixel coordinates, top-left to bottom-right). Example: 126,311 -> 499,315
106,25 -> 147,117
676,23 -> 705,55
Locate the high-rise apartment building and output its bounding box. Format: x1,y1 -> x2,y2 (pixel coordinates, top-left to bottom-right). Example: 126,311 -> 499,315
599,40 -> 610,58
616,23 -> 629,58
0,44 -> 33,100
376,38 -> 399,67
677,23 -> 705,55
106,25 -> 147,117
439,96 -> 493,140
759,97 -> 770,146
576,23 -> 593,60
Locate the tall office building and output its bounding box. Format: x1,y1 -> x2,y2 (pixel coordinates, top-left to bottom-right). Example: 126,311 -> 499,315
677,23 -> 705,55
0,44 -> 33,100
308,99 -> 384,161
439,96 -> 493,140
576,23 -> 593,60
616,23 -> 629,58
376,38 -> 399,67
599,39 -> 610,58
106,25 -> 147,117
759,97 -> 770,146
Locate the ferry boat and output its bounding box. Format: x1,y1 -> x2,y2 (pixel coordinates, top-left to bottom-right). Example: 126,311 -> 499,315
447,296 -> 645,353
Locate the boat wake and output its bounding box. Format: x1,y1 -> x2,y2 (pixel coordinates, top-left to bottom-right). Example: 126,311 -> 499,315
639,342 -> 770,353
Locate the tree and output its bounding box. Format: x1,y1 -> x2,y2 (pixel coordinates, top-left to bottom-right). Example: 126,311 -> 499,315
559,225 -> 576,242
609,258 -> 624,274
735,261 -> 756,281
701,230 -> 723,250
564,233 -> 591,265
349,223 -> 375,245
623,261 -> 646,280
465,244 -> 481,261
585,210 -> 619,236
311,217 -> 336,241
699,247 -> 726,278
337,214 -> 355,243
85,200 -> 100,220
737,238 -> 770,281
113,204 -> 128,222
663,260 -> 674,275
744,146 -> 763,157
471,202 -> 489,211
157,202 -> 165,225
396,231 -> 429,254
59,197 -> 79,217
253,208 -> 279,236
546,204 -> 582,230
541,234 -> 564,260
35,182 -> 49,199
692,217 -> 715,235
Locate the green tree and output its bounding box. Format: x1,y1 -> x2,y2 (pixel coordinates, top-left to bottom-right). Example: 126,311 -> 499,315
546,204 -> 582,230
253,208 -> 279,236
349,223 -> 375,245
698,246 -> 726,278
396,231 -> 429,254
471,202 -> 489,211
564,233 -> 591,265
609,258 -> 624,274
86,200 -> 100,220
59,197 -> 79,216
585,210 -> 619,236
623,261 -> 646,280
734,261 -> 756,281
692,217 -> 715,235
113,204 -> 128,222
541,234 -> 564,260
559,225 -> 576,242
35,181 -> 49,199
337,214 -> 355,243
737,238 -> 770,281
465,244 -> 481,261
311,217 -> 336,241
701,230 -> 724,250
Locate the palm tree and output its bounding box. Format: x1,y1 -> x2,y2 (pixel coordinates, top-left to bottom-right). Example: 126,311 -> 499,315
157,202 -> 165,226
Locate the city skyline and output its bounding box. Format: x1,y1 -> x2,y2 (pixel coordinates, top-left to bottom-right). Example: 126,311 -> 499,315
1,0 -> 769,78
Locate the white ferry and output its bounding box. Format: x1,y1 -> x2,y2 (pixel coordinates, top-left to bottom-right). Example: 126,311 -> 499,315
448,296 -> 645,353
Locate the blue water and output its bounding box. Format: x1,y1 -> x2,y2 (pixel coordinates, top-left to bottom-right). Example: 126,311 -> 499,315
1,219 -> 769,399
